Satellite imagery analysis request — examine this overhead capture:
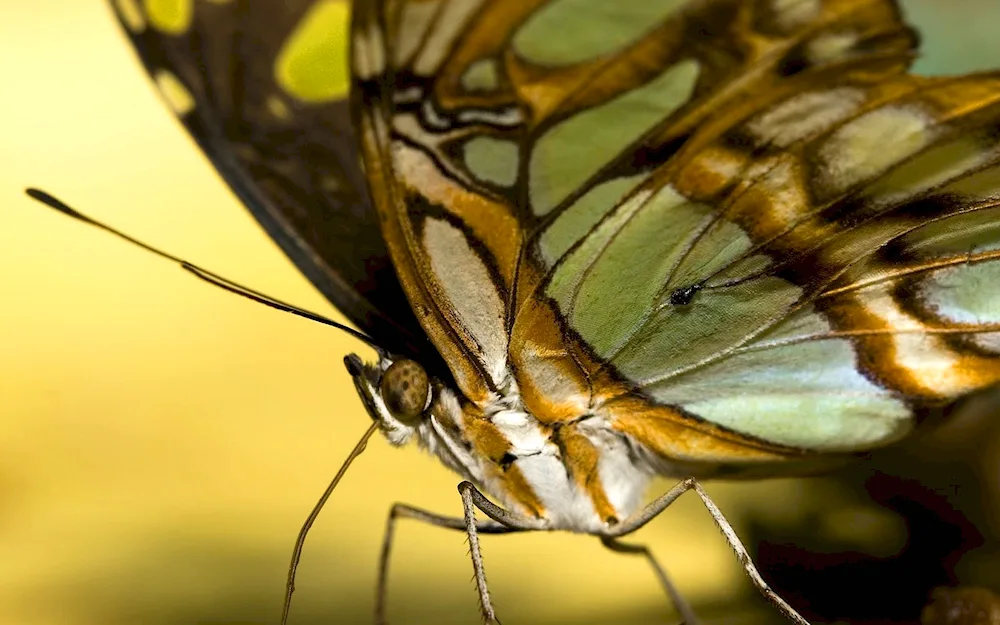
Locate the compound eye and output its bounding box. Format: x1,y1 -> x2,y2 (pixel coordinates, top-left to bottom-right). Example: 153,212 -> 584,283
378,359 -> 429,423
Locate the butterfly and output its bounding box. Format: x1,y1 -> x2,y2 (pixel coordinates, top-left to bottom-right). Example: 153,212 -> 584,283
84,0 -> 1000,623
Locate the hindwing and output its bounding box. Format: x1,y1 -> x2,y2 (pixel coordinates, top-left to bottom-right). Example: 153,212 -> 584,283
352,0 -> 1000,467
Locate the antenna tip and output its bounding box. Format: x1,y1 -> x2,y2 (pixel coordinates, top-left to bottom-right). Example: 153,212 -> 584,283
344,354 -> 364,377
24,188 -> 85,220
25,187 -> 48,201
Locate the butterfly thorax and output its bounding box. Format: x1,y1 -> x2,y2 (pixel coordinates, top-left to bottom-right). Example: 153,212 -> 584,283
348,352 -> 653,533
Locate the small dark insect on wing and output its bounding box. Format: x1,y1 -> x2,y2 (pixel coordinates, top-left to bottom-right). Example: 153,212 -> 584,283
107,0 -> 441,368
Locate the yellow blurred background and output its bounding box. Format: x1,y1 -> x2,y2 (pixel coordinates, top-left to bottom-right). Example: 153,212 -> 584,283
1,2 -> 999,625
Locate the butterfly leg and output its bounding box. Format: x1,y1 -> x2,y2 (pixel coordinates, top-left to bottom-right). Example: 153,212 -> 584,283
457,480 -> 550,623
600,536 -> 699,625
375,502 -> 523,625
605,477 -> 811,625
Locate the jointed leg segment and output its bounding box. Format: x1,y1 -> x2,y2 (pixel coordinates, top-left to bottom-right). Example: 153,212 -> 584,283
375,499 -> 524,625
600,536 -> 699,625
606,477 -> 811,625
458,481 -> 548,622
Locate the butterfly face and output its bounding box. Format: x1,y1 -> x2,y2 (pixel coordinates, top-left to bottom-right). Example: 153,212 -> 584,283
346,353 -> 433,442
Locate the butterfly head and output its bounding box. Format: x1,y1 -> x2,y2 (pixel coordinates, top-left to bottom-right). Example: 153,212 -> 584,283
345,353 -> 434,446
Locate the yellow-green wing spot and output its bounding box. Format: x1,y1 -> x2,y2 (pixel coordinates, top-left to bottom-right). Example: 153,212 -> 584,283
901,205 -> 1000,259
513,0 -> 687,66
153,68 -> 195,115
546,173 -> 790,364
460,59 -> 499,92
539,175 -> 646,266
545,179 -> 790,369
668,217 -> 761,288
613,275 -> 802,380
921,261 -> 1000,325
547,187 -> 652,310
944,162 -> 1000,198
463,136 -> 519,187
746,88 -> 865,148
863,135 -> 1000,209
817,105 -> 935,197
568,185 -> 714,357
144,0 -> 191,34
274,0 -> 350,102
266,95 -> 292,121
710,254 -> 775,287
900,204 -> 1000,332
529,60 -> 699,216
652,338 -> 912,451
744,303 -> 830,344
114,0 -> 147,32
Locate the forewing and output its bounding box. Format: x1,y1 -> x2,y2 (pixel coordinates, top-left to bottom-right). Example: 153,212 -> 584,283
352,0 -> 1000,466
108,0 -> 435,360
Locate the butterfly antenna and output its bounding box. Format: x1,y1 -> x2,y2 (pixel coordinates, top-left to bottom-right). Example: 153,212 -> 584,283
280,420 -> 379,625
25,188 -> 384,350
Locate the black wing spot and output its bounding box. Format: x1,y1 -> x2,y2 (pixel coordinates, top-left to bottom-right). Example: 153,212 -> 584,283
669,283 -> 703,306
777,43 -> 810,77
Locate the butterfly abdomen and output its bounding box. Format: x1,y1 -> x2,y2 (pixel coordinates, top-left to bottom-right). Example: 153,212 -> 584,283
422,386 -> 653,532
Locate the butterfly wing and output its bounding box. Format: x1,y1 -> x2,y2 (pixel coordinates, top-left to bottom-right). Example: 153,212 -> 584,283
353,0 -> 1000,470
108,0 -> 437,361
